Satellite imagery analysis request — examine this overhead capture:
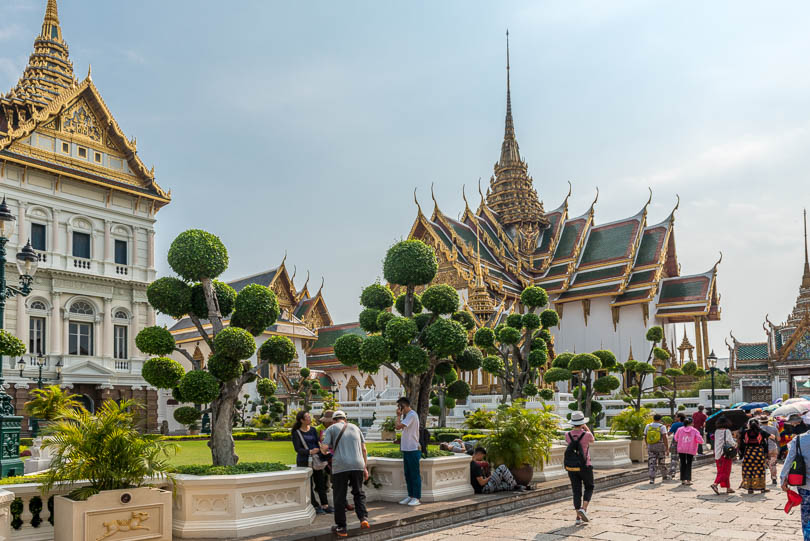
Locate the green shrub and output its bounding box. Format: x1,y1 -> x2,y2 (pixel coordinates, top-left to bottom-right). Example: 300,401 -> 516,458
609,407 -> 653,440
168,229 -> 228,282
24,385 -> 82,421
190,280 -> 236,319
178,370 -> 220,404
360,283 -> 395,310
171,462 -> 288,476
142,357 -> 185,389
232,284 -> 280,335
213,326 -> 256,361
146,277 -> 192,318
135,326 -> 176,356
383,240 -> 437,286
258,335 -> 296,365
367,448 -> 451,459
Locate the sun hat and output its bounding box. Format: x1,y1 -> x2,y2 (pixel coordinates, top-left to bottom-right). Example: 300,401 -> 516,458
320,410 -> 334,423
332,410 -> 347,420
570,411 -> 589,426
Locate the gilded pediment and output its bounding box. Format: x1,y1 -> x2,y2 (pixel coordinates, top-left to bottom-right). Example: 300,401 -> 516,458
61,98 -> 102,143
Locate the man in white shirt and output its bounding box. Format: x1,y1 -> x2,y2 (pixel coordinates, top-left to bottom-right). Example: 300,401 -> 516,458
395,397 -> 422,506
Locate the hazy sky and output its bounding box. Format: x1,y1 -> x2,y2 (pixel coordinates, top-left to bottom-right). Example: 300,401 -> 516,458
2,1 -> 809,357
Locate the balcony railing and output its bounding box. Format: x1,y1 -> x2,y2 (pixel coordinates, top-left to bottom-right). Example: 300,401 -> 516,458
71,258 -> 90,270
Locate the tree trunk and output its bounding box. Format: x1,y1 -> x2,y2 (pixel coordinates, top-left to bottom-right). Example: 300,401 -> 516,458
201,277 -> 223,335
438,390 -> 446,428
208,381 -> 241,465
416,370 -> 435,429
404,285 -> 415,318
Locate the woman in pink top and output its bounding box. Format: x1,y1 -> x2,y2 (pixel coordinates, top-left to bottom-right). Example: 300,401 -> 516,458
673,417 -> 704,486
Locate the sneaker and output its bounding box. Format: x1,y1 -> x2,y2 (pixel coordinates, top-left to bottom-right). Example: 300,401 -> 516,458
360,520 -> 370,529
324,506 -> 334,514
331,526 -> 348,537
772,478 -> 778,485
315,507 -> 326,515
649,480 -> 655,484
575,518 -> 582,526
577,509 -> 590,523
408,498 -> 421,506
398,497 -> 412,505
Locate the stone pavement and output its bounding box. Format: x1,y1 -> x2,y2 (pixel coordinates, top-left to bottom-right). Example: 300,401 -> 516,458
409,465 -> 802,540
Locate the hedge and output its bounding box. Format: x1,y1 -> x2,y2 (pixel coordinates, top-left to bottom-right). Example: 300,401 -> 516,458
159,431 -> 290,442
171,462 -> 288,476
368,448 -> 452,459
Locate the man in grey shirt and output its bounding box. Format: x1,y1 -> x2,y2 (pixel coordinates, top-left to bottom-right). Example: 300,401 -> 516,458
320,410 -> 369,537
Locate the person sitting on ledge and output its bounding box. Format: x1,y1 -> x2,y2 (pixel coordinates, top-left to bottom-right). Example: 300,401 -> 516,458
470,447 -> 523,494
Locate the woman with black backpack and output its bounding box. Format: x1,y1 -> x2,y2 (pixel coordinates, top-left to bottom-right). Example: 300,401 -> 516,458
564,411 -> 595,526
710,416 -> 736,495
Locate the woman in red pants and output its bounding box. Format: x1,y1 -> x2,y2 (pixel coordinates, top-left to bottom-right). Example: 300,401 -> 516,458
711,416 -> 736,494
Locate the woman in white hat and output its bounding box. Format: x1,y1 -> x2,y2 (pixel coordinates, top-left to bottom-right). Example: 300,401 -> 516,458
564,411 -> 595,526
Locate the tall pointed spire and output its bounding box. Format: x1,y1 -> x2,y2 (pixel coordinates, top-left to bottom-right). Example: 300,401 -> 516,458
504,30 -> 514,141
469,217 -> 495,319
41,0 -> 61,41
803,208 -> 810,288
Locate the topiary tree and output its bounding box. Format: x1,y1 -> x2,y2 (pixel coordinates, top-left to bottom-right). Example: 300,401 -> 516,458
543,350 -> 621,424
655,368 -> 685,417
290,367 -> 329,412
430,362 -> 460,427
137,230 -> 293,466
174,406 -> 203,432
619,326 -> 669,411
473,286 -> 558,401
333,240 -> 473,427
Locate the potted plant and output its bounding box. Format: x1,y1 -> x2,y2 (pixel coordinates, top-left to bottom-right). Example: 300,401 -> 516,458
381,417 -> 396,440
609,407 -> 653,462
23,385 -> 82,473
42,399 -> 176,541
481,400 -> 556,485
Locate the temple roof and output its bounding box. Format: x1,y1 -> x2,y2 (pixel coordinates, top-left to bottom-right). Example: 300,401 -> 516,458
307,322 -> 367,370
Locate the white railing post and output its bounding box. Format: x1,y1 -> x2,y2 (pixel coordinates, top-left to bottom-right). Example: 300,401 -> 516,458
0,490 -> 13,541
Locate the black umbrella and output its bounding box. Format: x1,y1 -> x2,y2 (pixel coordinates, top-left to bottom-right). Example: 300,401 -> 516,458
705,408 -> 750,434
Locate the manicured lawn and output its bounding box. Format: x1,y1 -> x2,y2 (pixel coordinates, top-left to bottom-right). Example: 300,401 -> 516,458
168,440 -> 401,466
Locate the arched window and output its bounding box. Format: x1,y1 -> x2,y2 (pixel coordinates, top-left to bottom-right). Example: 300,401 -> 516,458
30,301 -> 46,311
112,310 -> 129,361
68,300 -> 94,355
114,310 -> 128,320
70,301 -> 94,315
28,300 -> 48,356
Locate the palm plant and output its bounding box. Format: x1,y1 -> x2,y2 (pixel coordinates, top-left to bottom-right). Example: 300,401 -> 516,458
41,399 -> 177,500
610,407 -> 653,440
481,401 -> 557,470
23,385 -> 82,421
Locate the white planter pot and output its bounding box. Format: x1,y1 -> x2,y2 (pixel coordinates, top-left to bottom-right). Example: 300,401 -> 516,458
589,439 -> 632,469
172,467 -> 315,539
54,486 -> 171,541
533,444 -> 567,483
366,455 -> 473,503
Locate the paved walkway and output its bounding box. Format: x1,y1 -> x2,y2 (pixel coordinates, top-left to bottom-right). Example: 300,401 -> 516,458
410,465 -> 802,540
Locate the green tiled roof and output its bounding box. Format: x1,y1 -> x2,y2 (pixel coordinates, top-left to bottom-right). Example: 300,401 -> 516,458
659,277 -> 709,303
579,221 -> 638,265
546,264 -> 569,277
430,222 -> 456,252
614,288 -> 652,303
557,284 -> 620,300
449,219 -> 498,265
635,227 -> 666,267
573,265 -> 626,285
312,324 -> 366,350
628,270 -> 655,286
554,219 -> 586,260
536,212 -> 561,254
294,298 -> 314,318
737,343 -> 769,360
538,280 -> 564,291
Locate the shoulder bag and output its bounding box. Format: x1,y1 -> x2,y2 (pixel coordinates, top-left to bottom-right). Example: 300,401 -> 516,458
788,436 -> 807,486
720,429 -> 737,459
297,429 -> 328,471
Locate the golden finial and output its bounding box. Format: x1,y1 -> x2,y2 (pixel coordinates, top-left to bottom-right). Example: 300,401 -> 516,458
302,269 -> 310,291
318,276 -> 325,294
413,188 -> 423,216
589,187 -> 599,212
431,182 -> 439,212
280,250 -> 287,268
45,0 -> 59,23
87,64 -> 92,81
462,185 -> 470,214
643,186 -> 652,212
673,193 -> 680,212
713,251 -> 723,270
291,265 -> 297,283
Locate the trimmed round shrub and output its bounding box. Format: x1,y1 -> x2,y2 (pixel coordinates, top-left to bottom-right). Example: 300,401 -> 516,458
539,328 -> 552,341
451,311 -> 475,331
590,400 -> 603,415
446,380 -> 471,400
142,357 -> 185,389
543,367 -> 572,383
359,308 -> 381,333
434,362 -> 453,376
256,378 -> 277,397
528,348 -> 548,368
444,397 -> 456,409
386,317 -> 418,346
531,336 -> 547,352
413,313 -> 432,331
506,313 -> 523,329
540,309 -> 559,328
520,286 -> 548,309
135,326 -> 175,356
207,353 -> 243,381
178,370 -> 220,404
429,405 -> 441,416
443,368 -> 458,385
383,240 -> 438,286
360,335 -> 389,368
231,284 -> 279,335
493,323 -> 507,341
593,375 -> 621,394
397,344 -> 429,375
523,382 -> 539,397
592,349 -> 617,369
421,284 -> 459,315
174,406 -> 202,426
653,347 -> 670,361
171,386 -> 184,403
538,388 -> 554,401
654,375 -> 671,388
258,335 -> 296,365
646,326 -> 664,343
456,346 -> 483,371
168,229 -> 229,282
474,327 -> 496,349
146,277 -> 192,318
360,284 -> 395,310
376,311 -> 396,336
395,293 -> 423,315
213,326 -> 256,361
425,319 -> 467,357
522,313 -> 541,330
190,280 -> 237,319
300,367 -> 311,378
334,334 -> 363,366
498,326 -> 521,345
482,355 -> 504,375
568,353 -> 602,372
552,352 -> 573,369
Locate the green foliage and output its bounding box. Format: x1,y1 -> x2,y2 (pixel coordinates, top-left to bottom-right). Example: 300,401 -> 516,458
539,328 -> 552,341
174,406 -> 202,426
207,354 -> 243,381
359,335 -> 389,372
0,330 -> 26,358
653,347 -> 670,361
464,408 -> 495,429
520,286 -> 549,309
376,311 -> 395,334
691,371 -> 731,391
665,367 -> 684,378
381,417 -> 397,432
540,309 -> 559,328
214,326 -> 256,361
522,313 -> 541,330
528,348 -> 548,368
443,368 -> 458,385
661,416 -> 673,425
610,407 -> 654,440
383,240 -> 438,286
542,367 -> 571,383
429,405 -> 441,416
367,448 -> 452,459
568,353 -> 601,372
190,280 -> 236,319
179,370 -> 220,404
593,375 -> 620,394
360,283 -> 395,310
168,229 -> 228,282
592,350 -> 617,369
258,335 -> 296,366
434,362 -> 452,376
172,386 -> 184,403
444,397 -> 456,409
142,357 -> 185,389
474,327 -> 496,348
646,326 -> 664,343
523,382 -> 539,396
386,317 -> 418,346
413,312 -> 432,331
456,346 -> 483,371
395,293 -> 423,315
172,462 -> 288,476
446,380 -> 471,400
531,336 -> 547,352
359,308 -> 381,333
481,401 -> 556,469
451,311 -> 476,331
334,334 -> 363,366
41,400 -> 176,500
552,352 -> 573,369
300,367 -> 311,378
421,284 -> 459,315
24,385 -> 82,421
135,326 -> 175,356
482,355 -> 505,375
654,375 -> 671,387
425,318 -> 467,357
231,284 -> 280,336
506,313 -> 523,329
678,404 -> 686,411
397,344 -> 429,375
681,361 -> 698,376
146,277 -> 192,318
538,388 -> 554,401
498,326 -> 521,345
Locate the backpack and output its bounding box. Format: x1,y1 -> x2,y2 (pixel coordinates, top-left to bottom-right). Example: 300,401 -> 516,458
788,436 -> 807,486
419,426 -> 430,459
645,424 -> 662,445
564,432 -> 587,472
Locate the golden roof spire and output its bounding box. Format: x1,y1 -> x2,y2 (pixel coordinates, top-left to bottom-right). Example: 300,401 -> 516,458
803,208 -> 810,288
468,216 -> 494,318
504,29 -> 514,142
41,0 -> 61,41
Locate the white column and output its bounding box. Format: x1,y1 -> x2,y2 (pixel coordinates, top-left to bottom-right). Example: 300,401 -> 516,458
51,293 -> 61,355
103,298 -> 113,359
130,302 -> 141,359
16,296 -> 27,346
51,209 -> 60,253
62,311 -> 70,355
17,200 -> 25,249
147,230 -> 155,270
131,228 -> 139,268
146,306 -> 155,327
103,220 -> 111,267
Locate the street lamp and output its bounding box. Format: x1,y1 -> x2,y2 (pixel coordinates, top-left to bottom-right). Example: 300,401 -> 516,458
707,350 -> 718,414
0,196 -> 40,477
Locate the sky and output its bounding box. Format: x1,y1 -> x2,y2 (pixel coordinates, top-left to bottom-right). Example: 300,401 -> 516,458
1,1 -> 809,357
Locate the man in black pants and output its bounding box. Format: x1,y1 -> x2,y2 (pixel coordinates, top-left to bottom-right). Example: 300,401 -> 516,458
320,410 -> 369,537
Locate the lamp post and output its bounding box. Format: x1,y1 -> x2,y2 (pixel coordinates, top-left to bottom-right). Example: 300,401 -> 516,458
0,196 -> 40,477
707,350 -> 718,414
